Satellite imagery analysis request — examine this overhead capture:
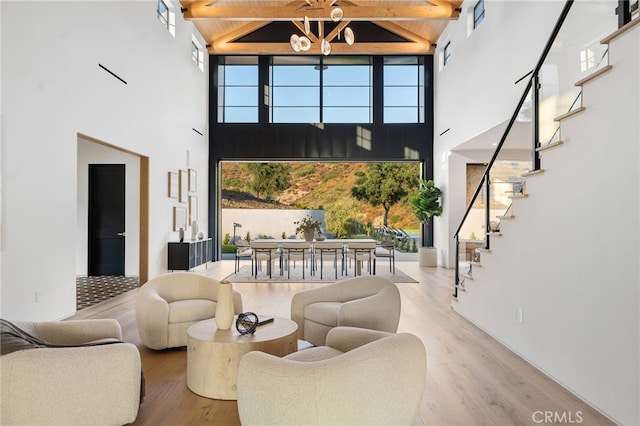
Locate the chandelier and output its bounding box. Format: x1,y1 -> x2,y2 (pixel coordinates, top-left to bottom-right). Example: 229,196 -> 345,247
290,0 -> 354,55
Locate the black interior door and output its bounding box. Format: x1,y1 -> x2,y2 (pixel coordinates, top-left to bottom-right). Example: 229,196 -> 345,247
88,164 -> 126,275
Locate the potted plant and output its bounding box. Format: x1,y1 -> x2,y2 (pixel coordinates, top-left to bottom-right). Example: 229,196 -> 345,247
409,179 -> 442,267
294,215 -> 322,242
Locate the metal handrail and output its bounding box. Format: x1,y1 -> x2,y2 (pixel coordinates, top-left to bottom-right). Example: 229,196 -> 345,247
453,0 -> 576,296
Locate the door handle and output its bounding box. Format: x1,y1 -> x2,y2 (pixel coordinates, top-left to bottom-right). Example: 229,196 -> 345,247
117,232 -> 126,237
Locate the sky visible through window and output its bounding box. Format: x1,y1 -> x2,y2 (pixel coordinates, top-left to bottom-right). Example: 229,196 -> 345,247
219,57 -> 423,124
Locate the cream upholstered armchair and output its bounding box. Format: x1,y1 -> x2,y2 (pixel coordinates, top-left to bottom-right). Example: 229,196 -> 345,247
237,327 -> 426,426
136,272 -> 243,350
290,275 -> 401,346
0,319 -> 141,426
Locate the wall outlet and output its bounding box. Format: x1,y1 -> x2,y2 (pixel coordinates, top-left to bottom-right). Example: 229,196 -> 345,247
516,307 -> 523,324
35,290 -> 41,303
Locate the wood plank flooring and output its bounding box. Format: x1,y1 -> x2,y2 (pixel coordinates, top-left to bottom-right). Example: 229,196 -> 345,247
69,260 -> 613,426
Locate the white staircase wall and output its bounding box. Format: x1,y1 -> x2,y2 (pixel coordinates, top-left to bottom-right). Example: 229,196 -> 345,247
454,25 -> 639,425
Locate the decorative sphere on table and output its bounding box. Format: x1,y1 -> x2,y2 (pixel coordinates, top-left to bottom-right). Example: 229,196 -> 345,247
236,312 -> 259,335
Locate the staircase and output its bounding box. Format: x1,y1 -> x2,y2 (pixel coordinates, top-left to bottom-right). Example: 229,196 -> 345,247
451,8 -> 639,425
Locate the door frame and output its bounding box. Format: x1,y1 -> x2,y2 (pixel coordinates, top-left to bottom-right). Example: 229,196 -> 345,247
79,132 -> 149,285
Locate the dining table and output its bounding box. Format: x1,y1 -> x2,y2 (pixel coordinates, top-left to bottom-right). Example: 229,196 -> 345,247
250,238 -> 377,277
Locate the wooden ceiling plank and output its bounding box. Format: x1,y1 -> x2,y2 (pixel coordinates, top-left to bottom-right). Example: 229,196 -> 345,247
208,41 -> 435,55
184,5 -> 459,21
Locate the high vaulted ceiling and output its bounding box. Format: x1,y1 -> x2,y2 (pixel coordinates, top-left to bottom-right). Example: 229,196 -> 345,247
179,0 -> 463,56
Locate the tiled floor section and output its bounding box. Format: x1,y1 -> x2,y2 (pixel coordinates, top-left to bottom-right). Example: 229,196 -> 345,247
76,275 -> 139,310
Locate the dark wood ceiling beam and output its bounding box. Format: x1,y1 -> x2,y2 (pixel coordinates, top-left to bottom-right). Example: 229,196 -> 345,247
208,41 -> 435,55
184,5 -> 459,21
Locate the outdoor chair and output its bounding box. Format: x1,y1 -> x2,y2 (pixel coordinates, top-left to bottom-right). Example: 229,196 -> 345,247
346,240 -> 377,276
375,240 -> 395,273
235,240 -> 253,273
281,241 -> 312,279
251,240 -> 281,279
313,240 -> 345,279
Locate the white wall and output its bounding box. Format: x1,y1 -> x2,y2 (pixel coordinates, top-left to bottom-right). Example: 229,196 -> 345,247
76,138 -> 140,276
454,21 -> 640,426
434,1 -> 566,268
221,209 -> 325,241
433,1 -> 619,268
1,1 -> 209,320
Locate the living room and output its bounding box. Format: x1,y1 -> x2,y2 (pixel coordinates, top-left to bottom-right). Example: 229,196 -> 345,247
1,1 -> 638,425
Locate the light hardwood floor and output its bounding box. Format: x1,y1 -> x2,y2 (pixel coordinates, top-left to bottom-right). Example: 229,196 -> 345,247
70,260 -> 612,425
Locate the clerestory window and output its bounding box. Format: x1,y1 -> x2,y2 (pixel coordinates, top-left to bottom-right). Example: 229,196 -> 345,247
474,0 -> 485,29
157,0 -> 175,37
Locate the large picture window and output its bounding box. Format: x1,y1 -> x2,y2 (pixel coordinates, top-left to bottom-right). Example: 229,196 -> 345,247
269,56 -> 372,123
216,55 -> 425,125
322,57 -> 372,123
270,57 -> 321,123
383,57 -> 425,123
218,57 -> 259,123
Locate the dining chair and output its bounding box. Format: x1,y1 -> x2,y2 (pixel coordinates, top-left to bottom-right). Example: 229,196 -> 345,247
250,241 -> 281,279
375,240 -> 395,273
313,240 -> 344,279
346,241 -> 377,276
234,240 -> 253,273
281,241 -> 312,279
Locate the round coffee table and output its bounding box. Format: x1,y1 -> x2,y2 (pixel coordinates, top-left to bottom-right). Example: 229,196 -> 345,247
186,317 -> 298,400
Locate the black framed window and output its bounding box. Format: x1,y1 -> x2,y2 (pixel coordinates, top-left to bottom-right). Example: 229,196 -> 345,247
383,56 -> 424,123
269,56 -> 321,123
157,0 -> 175,37
322,56 -> 372,123
191,37 -> 204,72
474,0 -> 485,29
443,41 -> 452,66
269,56 -> 372,124
218,56 -> 259,123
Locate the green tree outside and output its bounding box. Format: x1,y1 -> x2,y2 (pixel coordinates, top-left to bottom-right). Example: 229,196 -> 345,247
325,199 -> 364,237
351,163 -> 418,226
245,163 -> 292,199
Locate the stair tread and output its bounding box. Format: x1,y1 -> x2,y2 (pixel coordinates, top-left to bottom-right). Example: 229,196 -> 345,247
537,140 -> 564,152
522,169 -> 544,177
497,215 -> 515,219
575,65 -> 613,86
601,17 -> 640,44
509,194 -> 529,199
554,106 -> 586,122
